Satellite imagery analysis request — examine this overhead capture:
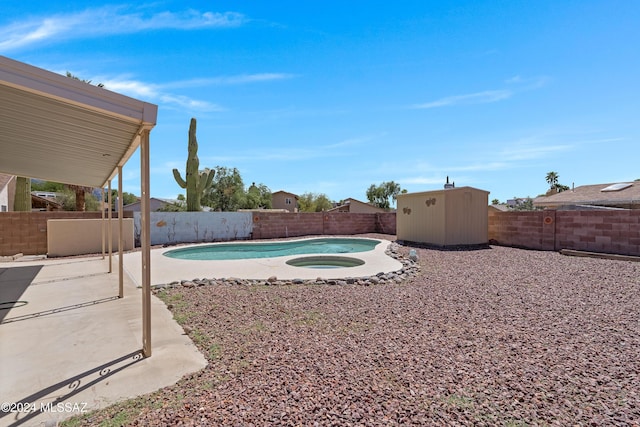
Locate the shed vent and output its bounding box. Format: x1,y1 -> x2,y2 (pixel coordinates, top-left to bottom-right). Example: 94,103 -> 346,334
444,176 -> 455,189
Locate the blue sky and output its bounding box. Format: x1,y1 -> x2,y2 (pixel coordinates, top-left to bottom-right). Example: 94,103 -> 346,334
2,1 -> 638,205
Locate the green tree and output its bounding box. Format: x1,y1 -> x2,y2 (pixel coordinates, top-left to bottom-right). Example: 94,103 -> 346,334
56,187 -> 100,211
30,180 -> 104,211
67,184 -> 94,211
31,180 -> 64,192
366,181 -> 402,210
203,166 -> 245,211
298,192 -> 333,212
107,190 -> 138,210
242,182 -> 272,209
491,198 -> 500,205
508,197 -> 536,211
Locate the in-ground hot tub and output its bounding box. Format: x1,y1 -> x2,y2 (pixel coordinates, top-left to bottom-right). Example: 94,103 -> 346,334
286,255 -> 365,269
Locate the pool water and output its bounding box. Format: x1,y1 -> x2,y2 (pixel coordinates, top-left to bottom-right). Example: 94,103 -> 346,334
163,238 -> 380,261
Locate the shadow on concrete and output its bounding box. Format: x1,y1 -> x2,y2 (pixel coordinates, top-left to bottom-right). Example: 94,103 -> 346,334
0,265 -> 43,323
0,350 -> 144,426
0,295 -> 120,325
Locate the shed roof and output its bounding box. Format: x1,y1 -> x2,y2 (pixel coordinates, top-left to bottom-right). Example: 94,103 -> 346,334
0,55 -> 157,188
397,186 -> 490,198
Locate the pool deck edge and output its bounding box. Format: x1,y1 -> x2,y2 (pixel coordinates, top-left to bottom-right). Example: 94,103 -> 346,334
124,237 -> 403,285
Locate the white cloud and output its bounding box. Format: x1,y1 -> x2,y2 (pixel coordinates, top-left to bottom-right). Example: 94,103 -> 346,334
162,73 -> 296,89
413,89 -> 512,109
412,75 -> 550,110
325,133 -> 386,149
99,77 -> 159,98
159,94 -> 225,112
0,6 -> 246,52
400,176 -> 447,185
93,71 -> 295,112
505,75 -> 550,89
203,133 -> 384,164
94,76 -> 224,112
499,140 -> 572,162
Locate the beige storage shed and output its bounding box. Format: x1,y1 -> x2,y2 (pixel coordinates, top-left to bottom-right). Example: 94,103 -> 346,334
396,186 -> 489,246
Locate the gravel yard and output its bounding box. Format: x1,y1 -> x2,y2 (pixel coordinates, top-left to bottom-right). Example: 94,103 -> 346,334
67,237 -> 640,426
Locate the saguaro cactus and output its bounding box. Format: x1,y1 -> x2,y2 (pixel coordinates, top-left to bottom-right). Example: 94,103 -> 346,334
172,118 -> 215,211
13,176 -> 31,211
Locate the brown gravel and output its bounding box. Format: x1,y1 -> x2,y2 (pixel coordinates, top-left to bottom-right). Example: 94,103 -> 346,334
71,238 -> 640,426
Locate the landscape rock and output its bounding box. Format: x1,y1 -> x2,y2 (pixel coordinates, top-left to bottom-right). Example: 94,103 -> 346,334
83,235 -> 640,426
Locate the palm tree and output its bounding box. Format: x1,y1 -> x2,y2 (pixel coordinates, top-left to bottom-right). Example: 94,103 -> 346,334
66,184 -> 93,211
63,72 -> 102,211
545,171 -> 559,189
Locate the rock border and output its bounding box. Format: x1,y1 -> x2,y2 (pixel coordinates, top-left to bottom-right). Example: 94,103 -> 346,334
150,242 -> 419,293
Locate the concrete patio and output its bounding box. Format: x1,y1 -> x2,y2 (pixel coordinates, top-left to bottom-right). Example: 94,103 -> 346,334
0,256 -> 206,427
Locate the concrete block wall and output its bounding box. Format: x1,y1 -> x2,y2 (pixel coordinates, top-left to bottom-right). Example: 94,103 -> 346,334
323,213 -> 377,235
4,210 -> 638,257
488,209 -> 640,256
488,210 -> 546,250
377,212 -> 397,235
251,212 -> 395,240
251,212 -> 324,239
555,210 -> 640,256
0,212 -> 132,256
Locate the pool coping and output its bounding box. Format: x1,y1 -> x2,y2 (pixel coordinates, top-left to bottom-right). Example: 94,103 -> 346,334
123,237 -> 403,286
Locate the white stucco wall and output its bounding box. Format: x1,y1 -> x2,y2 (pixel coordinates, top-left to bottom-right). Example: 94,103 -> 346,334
0,187 -> 8,211
47,219 -> 134,256
134,212 -> 253,246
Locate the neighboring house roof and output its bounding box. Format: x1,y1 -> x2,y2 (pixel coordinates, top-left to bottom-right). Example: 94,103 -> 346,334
31,193 -> 62,210
488,204 -> 510,212
533,182 -> 640,209
327,198 -> 387,213
124,197 -> 174,211
0,173 -> 14,192
272,190 -> 299,198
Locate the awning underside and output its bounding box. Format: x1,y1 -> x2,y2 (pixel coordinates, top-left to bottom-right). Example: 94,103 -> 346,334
0,84 -> 142,188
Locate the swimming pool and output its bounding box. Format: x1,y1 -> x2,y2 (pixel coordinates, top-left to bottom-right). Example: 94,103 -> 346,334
163,238 -> 381,261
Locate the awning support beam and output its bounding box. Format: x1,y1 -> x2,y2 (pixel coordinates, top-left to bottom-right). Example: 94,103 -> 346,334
118,166 -> 124,298
108,180 -> 113,273
140,129 -> 151,357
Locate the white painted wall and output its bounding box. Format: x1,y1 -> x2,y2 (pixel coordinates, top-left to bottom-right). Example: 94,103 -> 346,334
133,212 -> 253,246
47,219 -> 134,256
0,186 -> 8,211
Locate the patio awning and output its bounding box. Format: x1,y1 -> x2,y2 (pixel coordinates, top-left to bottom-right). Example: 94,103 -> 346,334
0,55 -> 157,357
0,55 -> 157,188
